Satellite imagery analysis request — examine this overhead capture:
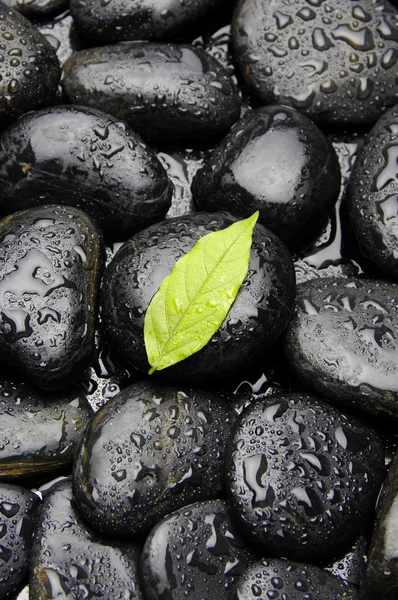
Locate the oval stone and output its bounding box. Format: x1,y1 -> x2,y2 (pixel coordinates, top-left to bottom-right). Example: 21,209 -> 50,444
141,500 -> 256,600
363,450 -> 398,600
231,558 -> 360,600
0,205 -> 104,390
192,105 -> 341,247
0,482 -> 39,599
62,42 -> 241,140
73,380 -> 234,537
2,0 -> 67,18
226,393 -> 385,561
284,277 -> 398,418
348,105 -> 398,278
101,212 -> 296,382
0,1 -> 60,128
70,0 -> 224,43
0,376 -> 92,479
0,105 -> 172,240
232,0 -> 398,125
30,480 -> 144,600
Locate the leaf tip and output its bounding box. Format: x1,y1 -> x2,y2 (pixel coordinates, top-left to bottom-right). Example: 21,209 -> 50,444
251,210 -> 260,223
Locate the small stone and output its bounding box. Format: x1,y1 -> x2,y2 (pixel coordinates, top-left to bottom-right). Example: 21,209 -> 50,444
62,42 -> 241,140
101,212 -> 296,382
73,380 -> 234,536
0,482 -> 39,599
141,500 -> 256,600
0,205 -> 104,389
348,105 -> 398,278
30,480 -> 144,600
231,558 -> 360,600
0,105 -> 172,240
232,0 -> 398,125
0,1 -> 60,128
70,0 -> 225,43
363,450 -> 398,600
0,375 -> 92,479
192,105 -> 341,247
226,392 -> 385,561
284,276 -> 398,418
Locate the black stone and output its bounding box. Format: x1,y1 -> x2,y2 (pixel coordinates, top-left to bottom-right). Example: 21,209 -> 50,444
284,277 -> 398,418
0,376 -> 92,479
0,105 -> 172,240
0,205 -> 104,390
70,0 -> 225,44
230,558 -> 360,600
0,1 -> 60,128
363,450 -> 398,600
62,42 -> 241,140
192,105 -> 341,247
324,534 -> 368,587
232,0 -> 398,125
348,105 -> 398,278
102,212 -> 296,382
30,480 -> 144,600
226,392 -> 385,561
141,499 -> 256,600
1,0 -> 67,19
0,482 -> 39,599
73,380 -> 234,537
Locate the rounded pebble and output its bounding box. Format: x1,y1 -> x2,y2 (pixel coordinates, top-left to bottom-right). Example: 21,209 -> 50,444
102,212 -> 296,382
141,499 -> 256,600
62,41 -> 241,140
0,481 -> 39,599
232,0 -> 398,125
348,105 -> 398,278
192,105 -> 341,247
363,450 -> 398,600
0,376 -> 92,479
70,0 -> 224,43
73,380 -> 234,536
0,105 -> 172,240
30,480 -> 144,600
226,392 -> 385,561
284,276 -> 398,418
0,205 -> 104,389
0,1 -> 60,128
231,557 -> 360,600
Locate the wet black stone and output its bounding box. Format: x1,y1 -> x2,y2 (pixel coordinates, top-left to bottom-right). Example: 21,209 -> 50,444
284,276 -> 398,418
0,482 -> 39,599
0,376 -> 92,479
192,105 -> 341,247
230,558 -> 360,600
226,392 -> 385,562
73,380 -> 234,537
102,212 -> 296,382
324,534 -> 368,587
363,450 -> 398,600
232,0 -> 398,125
0,1 -> 60,128
70,0 -> 225,43
0,105 -> 172,240
0,205 -> 104,390
2,0 -> 67,19
348,105 -> 398,278
62,42 -> 241,140
30,480 -> 144,600
140,499 -> 256,600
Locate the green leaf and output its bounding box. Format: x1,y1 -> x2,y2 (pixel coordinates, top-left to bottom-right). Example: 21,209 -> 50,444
144,211 -> 259,374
